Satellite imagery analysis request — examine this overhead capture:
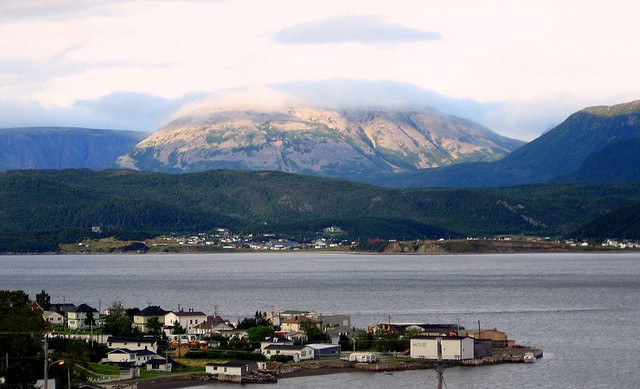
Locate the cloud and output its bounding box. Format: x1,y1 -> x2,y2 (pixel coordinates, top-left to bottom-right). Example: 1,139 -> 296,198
273,15 -> 441,45
0,92 -> 205,132
167,86 -> 304,120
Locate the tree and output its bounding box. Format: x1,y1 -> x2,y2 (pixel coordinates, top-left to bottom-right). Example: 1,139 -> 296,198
0,290 -> 48,389
247,325 -> 275,344
236,311 -> 270,329
171,320 -> 186,335
103,302 -> 133,336
147,316 -> 163,337
35,290 -> 51,310
301,322 -> 329,342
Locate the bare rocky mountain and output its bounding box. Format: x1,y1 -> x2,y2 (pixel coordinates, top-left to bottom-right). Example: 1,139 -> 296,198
117,107 -> 523,180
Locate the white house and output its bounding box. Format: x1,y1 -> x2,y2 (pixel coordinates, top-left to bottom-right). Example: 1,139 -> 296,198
104,348 -> 159,366
43,311 -> 65,326
164,310 -> 207,332
66,303 -> 98,330
261,344 -> 314,362
410,336 -> 475,360
205,360 -> 257,377
107,336 -> 158,353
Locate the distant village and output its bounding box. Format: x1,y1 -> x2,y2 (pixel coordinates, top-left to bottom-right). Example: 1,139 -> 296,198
32,296 -> 542,386
78,225 -> 640,253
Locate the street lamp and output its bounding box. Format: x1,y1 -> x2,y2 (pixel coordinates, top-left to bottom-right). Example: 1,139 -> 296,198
44,359 -> 65,389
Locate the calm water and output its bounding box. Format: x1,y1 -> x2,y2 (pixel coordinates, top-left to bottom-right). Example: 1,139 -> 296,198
2,252 -> 639,388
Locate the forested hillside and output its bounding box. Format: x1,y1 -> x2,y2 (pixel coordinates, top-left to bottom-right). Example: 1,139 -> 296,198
2,169 -> 640,252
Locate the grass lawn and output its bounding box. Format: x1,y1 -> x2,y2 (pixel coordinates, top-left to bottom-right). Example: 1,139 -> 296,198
86,362 -> 120,376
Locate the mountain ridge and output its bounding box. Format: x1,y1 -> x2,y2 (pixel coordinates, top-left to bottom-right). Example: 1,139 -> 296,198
0,127 -> 147,171
116,106 -> 523,179
370,100 -> 640,187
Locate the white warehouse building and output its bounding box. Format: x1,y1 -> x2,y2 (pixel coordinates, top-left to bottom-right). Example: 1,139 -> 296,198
410,336 -> 475,360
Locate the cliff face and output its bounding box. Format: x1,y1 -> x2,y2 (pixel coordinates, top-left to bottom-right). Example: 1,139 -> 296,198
117,107 -> 522,180
0,127 -> 147,170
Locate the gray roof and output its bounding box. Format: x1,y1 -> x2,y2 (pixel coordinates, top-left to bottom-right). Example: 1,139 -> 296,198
263,344 -> 305,351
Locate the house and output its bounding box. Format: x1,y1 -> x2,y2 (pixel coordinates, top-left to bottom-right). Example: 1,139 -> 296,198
307,343 -> 341,358
67,303 -> 98,330
314,314 -> 351,330
107,336 -> 158,353
268,310 -> 314,327
43,310 -> 65,327
146,358 -> 172,372
410,336 -> 475,360
206,360 -> 257,377
49,303 -> 76,313
104,348 -> 159,366
283,331 -> 307,343
280,316 -> 320,332
467,328 -> 514,347
260,336 -> 293,351
325,325 -> 356,345
164,310 -> 207,332
216,329 -> 248,339
133,306 -> 169,333
261,344 -> 314,362
193,315 -> 234,335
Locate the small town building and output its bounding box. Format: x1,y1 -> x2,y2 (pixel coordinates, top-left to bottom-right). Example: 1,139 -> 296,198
107,336 -> 158,353
307,343 -> 341,358
205,360 -> 257,377
43,310 -> 65,326
133,306 -> 169,333
146,358 -> 172,372
67,303 -> 98,330
467,328 -> 514,347
193,315 -> 234,335
262,344 -> 314,362
280,316 -> 321,332
410,336 -> 475,360
104,348 -> 159,366
164,310 -> 207,332
314,314 -> 351,330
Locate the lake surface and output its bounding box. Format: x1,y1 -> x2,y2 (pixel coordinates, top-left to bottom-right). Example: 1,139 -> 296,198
2,252 -> 639,388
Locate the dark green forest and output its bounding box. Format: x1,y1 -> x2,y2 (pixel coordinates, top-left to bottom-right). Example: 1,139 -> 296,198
2,169 -> 640,252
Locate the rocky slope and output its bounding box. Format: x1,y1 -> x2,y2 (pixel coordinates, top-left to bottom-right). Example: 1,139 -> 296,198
117,107 -> 523,179
371,100 -> 640,187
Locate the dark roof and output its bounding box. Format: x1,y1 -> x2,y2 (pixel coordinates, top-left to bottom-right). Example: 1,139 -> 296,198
107,348 -> 158,356
137,305 -> 169,316
50,303 -> 76,312
107,336 -> 158,344
71,303 -> 97,313
263,344 -> 305,351
413,335 -> 473,340
135,349 -> 158,356
148,358 -> 171,365
170,311 -> 206,317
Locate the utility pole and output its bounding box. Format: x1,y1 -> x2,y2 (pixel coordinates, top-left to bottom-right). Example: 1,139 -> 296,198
436,337 -> 443,389
43,335 -> 48,389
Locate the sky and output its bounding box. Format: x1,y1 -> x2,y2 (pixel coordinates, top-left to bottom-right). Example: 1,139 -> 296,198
1,0 -> 639,141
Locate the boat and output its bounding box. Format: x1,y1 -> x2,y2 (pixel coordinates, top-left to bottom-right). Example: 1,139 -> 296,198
523,352 -> 537,363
